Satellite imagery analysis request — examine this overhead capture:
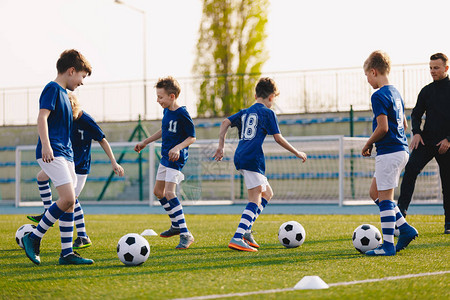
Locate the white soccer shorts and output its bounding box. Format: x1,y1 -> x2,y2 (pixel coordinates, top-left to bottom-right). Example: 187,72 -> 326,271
374,151 -> 409,191
239,169 -> 269,192
37,156 -> 77,188
156,164 -> 185,184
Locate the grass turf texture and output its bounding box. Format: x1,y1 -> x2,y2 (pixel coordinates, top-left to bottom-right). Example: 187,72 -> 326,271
1,214 -> 449,299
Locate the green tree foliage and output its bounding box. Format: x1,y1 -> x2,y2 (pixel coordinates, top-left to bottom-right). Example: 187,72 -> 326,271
193,0 -> 269,117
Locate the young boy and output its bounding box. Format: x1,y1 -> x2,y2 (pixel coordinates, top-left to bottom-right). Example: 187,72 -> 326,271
362,50 -> 418,256
213,77 -> 307,252
27,93 -> 125,249
22,49 -> 94,265
134,76 -> 196,249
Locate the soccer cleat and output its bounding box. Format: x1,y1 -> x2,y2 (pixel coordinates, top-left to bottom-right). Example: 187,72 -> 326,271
243,231 -> 259,248
27,213 -> 44,224
23,233 -> 41,265
228,237 -> 258,252
365,244 -> 396,256
59,251 -> 94,265
445,224 -> 450,235
73,236 -> 92,249
396,225 -> 419,252
176,233 -> 194,249
160,226 -> 181,238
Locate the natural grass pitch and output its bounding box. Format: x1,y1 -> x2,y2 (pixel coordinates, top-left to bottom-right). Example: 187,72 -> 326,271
1,214 -> 449,299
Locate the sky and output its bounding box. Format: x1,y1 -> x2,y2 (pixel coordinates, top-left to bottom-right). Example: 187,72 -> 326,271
1,0 -> 450,88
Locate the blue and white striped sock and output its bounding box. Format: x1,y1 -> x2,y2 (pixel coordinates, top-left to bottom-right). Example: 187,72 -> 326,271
169,197 -> 188,234
37,180 -> 52,210
393,203 -> 408,230
74,199 -> 87,238
29,202 -> 65,241
233,202 -> 258,239
379,200 -> 396,247
59,212 -> 74,257
375,198 -> 408,229
159,197 -> 179,229
248,197 -> 268,231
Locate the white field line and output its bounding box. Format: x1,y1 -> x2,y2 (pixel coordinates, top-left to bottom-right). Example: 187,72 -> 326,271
173,270 -> 450,300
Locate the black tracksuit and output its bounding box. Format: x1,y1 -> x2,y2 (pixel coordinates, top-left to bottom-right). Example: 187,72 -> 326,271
398,76 -> 450,228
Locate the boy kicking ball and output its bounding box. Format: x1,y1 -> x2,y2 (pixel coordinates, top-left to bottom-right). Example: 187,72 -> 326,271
362,50 -> 418,256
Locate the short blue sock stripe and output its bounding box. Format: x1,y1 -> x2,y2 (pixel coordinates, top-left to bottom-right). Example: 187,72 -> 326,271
37,180 -> 49,185
169,198 -> 181,207
74,206 -> 82,213
159,197 -> 169,206
76,223 -> 85,228
381,216 -> 396,222
74,214 -> 83,221
241,214 -> 254,223
172,209 -> 183,218
61,237 -> 73,243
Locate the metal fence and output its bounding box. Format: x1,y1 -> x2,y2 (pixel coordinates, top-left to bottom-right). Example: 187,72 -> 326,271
0,64 -> 431,126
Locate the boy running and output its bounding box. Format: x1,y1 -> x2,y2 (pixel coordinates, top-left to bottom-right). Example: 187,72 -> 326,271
213,77 -> 307,252
23,49 -> 94,265
135,76 -> 196,249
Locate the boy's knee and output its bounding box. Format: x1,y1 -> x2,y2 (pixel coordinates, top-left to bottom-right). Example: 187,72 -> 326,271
36,170 -> 49,181
164,191 -> 176,200
154,189 -> 164,200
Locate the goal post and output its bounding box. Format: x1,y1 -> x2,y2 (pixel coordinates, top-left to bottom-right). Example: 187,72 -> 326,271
14,137 -> 442,207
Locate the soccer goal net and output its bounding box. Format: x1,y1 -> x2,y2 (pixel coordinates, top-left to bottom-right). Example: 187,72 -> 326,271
14,136 -> 442,207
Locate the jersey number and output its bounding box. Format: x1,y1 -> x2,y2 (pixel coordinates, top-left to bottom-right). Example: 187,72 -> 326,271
241,113 -> 258,140
168,120 -> 177,133
78,129 -> 84,140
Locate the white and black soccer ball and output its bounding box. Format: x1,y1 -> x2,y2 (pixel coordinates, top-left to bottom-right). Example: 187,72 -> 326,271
117,233 -> 150,266
15,224 -> 36,249
278,221 -> 306,248
352,224 -> 382,253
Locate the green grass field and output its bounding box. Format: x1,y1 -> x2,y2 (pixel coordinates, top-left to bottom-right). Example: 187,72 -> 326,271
1,214 -> 449,299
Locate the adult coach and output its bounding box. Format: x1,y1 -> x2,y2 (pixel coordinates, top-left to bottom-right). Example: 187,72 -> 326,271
397,53 -> 450,234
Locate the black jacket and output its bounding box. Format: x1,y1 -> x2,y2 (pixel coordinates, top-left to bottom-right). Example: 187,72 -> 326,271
411,76 -> 450,144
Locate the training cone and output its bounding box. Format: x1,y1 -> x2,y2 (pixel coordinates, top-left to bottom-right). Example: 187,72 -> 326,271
294,276 -> 329,290
140,229 -> 158,236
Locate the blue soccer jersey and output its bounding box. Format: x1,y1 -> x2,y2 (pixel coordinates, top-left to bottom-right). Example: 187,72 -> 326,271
228,103 -> 281,175
160,106 -> 196,170
371,85 -> 409,155
71,111 -> 105,174
36,82 -> 73,161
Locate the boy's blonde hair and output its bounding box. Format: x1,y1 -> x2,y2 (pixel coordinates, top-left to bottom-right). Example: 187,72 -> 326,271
68,93 -> 82,120
57,49 -> 92,76
255,77 -> 279,99
364,50 -> 391,75
155,76 -> 181,98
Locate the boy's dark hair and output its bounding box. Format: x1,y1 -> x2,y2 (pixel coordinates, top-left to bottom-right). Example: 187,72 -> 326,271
430,53 -> 448,66
56,49 -> 92,75
155,76 -> 181,98
255,77 -> 279,99
364,50 -> 391,75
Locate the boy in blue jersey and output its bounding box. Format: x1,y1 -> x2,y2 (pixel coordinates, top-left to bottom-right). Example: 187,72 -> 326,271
22,49 -> 94,265
362,50 -> 418,256
213,77 -> 307,252
27,93 -> 124,249
135,76 -> 196,249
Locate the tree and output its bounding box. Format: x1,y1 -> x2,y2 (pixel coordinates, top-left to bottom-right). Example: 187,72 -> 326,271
193,0 -> 269,117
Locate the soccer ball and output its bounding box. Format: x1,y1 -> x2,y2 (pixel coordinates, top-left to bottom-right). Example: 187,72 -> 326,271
278,221 -> 306,248
15,224 -> 36,249
117,233 -> 150,266
352,224 -> 382,253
